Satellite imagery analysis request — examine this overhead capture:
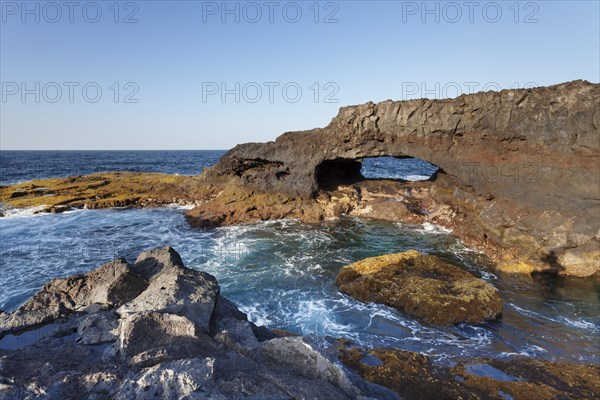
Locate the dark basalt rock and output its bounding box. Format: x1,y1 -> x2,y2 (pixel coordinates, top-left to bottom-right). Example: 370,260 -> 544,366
204,81 -> 600,276
0,258 -> 147,333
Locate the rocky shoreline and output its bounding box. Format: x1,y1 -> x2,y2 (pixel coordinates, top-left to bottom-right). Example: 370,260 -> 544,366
199,80 -> 600,277
2,81 -> 598,278
0,247 -> 392,399
0,172 -> 213,213
1,81 -> 599,397
1,247 -> 598,400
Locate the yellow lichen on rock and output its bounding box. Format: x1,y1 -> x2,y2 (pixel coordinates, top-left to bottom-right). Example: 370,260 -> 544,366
339,250 -> 422,275
336,250 -> 503,325
0,172 -> 218,212
338,343 -> 600,400
496,261 -> 535,275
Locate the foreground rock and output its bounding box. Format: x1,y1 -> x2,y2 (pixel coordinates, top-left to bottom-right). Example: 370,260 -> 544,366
0,248 -> 596,399
336,251 -> 503,325
338,342 -> 600,400
0,247 -> 390,400
201,80 -> 600,277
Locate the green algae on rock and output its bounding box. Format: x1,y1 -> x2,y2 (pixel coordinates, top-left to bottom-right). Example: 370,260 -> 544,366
335,250 -> 503,325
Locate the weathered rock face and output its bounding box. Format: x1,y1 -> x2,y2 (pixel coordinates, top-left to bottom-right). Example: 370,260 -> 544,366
335,251 -> 503,325
0,258 -> 146,332
203,81 -> 600,276
118,247 -> 220,333
0,247 -> 390,400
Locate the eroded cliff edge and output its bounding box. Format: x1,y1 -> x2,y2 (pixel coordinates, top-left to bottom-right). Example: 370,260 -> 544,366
199,80 -> 600,276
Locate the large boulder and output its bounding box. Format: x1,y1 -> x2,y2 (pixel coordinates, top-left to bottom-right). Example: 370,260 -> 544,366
335,250 -> 503,325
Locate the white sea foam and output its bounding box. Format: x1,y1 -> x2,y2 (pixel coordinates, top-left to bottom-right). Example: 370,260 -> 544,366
0,205 -> 49,219
559,317 -> 599,331
164,203 -> 195,210
238,303 -> 274,327
403,174 -> 432,181
420,222 -> 453,234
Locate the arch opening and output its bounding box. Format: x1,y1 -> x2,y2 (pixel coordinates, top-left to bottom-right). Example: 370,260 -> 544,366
315,156 -> 439,191
361,156 -> 439,181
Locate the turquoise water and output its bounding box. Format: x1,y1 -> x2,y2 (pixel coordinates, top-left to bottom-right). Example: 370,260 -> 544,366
1,208 -> 598,364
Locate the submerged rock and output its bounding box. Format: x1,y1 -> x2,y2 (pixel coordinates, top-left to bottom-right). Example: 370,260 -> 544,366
0,247 -> 387,400
338,344 -> 600,400
335,250 -> 503,325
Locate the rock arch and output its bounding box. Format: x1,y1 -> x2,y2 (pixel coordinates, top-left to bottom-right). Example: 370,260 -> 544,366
203,81 -> 600,276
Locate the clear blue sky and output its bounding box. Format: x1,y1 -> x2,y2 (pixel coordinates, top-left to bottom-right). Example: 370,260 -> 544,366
1,0 -> 598,150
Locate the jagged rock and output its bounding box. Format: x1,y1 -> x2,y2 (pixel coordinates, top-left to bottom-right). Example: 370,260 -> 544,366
118,247 -> 219,333
77,311 -> 119,345
0,258 -> 146,332
0,247 -> 382,400
201,81 -> 600,276
213,318 -> 259,354
115,358 -> 225,400
335,251 -> 502,325
259,337 -> 361,398
118,312 -> 219,367
210,295 -> 276,342
130,246 -> 185,280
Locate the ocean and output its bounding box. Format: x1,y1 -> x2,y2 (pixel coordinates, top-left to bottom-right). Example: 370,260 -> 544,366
0,151 -> 598,363
0,150 -> 438,186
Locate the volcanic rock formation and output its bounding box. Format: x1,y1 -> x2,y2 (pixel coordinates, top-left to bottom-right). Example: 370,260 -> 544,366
202,81 -> 600,277
0,247 -> 393,400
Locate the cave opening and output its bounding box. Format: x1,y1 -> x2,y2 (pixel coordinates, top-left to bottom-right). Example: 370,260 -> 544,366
315,156 -> 439,190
